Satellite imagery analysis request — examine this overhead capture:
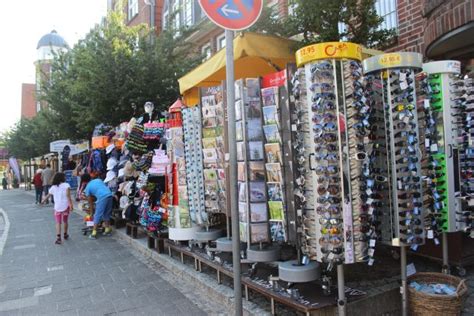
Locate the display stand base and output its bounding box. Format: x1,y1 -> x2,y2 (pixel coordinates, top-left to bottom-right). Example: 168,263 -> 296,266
126,222 -> 139,239
247,245 -> 280,262
169,226 -> 199,241
278,260 -> 320,283
194,228 -> 224,241
215,237 -> 234,252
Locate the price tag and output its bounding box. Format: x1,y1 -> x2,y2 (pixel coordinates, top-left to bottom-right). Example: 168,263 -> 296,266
400,81 -> 408,90
427,230 -> 434,239
399,72 -> 407,82
410,244 -> 419,252
368,248 -> 375,256
424,99 -> 430,109
434,238 -> 440,245
430,143 -> 439,153
368,207 -> 374,215
86,221 -> 94,227
328,253 -> 335,260
368,258 -> 375,266
366,198 -> 374,205
425,138 -> 430,149
398,180 -> 403,190
366,188 -> 373,195
291,124 -> 297,132
369,239 -> 376,247
406,263 -> 417,277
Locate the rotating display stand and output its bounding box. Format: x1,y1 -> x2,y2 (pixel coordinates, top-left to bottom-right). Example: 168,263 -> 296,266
235,78 -> 280,262
363,52 -> 424,316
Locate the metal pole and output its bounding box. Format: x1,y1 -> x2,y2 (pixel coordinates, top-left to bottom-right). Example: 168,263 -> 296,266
226,29 -> 242,316
442,232 -> 450,274
401,246 -> 408,316
337,264 -> 346,316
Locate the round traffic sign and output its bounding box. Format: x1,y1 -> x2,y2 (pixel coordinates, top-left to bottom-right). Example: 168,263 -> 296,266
198,0 -> 263,31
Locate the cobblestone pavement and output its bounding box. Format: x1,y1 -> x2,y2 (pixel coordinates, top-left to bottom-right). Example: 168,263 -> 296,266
0,189 -> 214,315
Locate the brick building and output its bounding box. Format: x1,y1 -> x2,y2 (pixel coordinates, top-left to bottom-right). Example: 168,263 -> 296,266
108,0 -> 164,36
389,0 -> 474,63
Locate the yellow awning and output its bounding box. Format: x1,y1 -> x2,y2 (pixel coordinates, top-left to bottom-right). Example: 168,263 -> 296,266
178,32 -> 296,95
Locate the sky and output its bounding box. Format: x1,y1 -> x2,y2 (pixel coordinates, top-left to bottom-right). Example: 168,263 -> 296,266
0,0 -> 108,133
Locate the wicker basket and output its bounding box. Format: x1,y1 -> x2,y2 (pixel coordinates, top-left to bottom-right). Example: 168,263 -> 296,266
408,272 -> 467,316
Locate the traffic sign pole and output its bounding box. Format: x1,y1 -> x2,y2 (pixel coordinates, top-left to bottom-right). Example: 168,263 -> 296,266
225,29 -> 243,316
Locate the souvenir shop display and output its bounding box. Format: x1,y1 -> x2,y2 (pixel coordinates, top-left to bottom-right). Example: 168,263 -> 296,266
363,52 -> 425,248
235,78 -> 280,262
167,104 -> 199,240
193,86 -> 227,242
363,52 -> 424,316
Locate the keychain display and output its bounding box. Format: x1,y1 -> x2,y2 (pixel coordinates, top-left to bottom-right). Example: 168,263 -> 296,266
200,86 -> 227,227
182,107 -> 206,225
363,52 -> 425,249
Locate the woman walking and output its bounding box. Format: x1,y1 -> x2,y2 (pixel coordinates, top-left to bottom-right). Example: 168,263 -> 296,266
42,172 -> 73,244
32,169 -> 43,204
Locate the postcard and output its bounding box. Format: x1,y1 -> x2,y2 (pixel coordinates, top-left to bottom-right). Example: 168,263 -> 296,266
239,222 -> 248,242
268,201 -> 284,221
266,163 -> 282,182
202,128 -> 216,138
203,169 -> 218,181
217,169 -> 226,180
247,118 -> 263,141
237,142 -> 246,161
251,223 -> 270,243
203,117 -> 217,128
202,148 -> 218,163
238,182 -> 247,202
248,141 -> 264,161
263,125 -> 281,143
235,100 -> 243,121
202,106 -> 216,118
236,121 -> 244,141
235,79 -> 243,101
246,78 -> 260,98
267,183 -> 283,201
239,202 -> 248,222
238,162 -> 247,182
247,100 -> 262,118
250,203 -> 268,222
202,138 -> 217,149
264,143 -> 282,164
270,221 -> 286,242
249,181 -> 267,202
262,87 -> 279,108
201,95 -> 216,108
262,106 -> 279,125
249,162 -> 265,181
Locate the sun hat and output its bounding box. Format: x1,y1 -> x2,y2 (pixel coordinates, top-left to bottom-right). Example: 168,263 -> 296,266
106,144 -> 115,155
36,169 -> 43,174
104,170 -> 116,183
106,157 -> 118,171
118,168 -> 125,178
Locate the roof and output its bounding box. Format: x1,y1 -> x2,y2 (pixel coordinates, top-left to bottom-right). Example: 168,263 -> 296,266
37,30 -> 69,49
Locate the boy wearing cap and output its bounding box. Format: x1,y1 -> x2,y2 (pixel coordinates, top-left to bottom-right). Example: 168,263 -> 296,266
81,174 -> 113,239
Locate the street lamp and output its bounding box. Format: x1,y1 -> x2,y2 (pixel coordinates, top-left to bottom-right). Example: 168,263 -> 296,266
144,0 -> 156,44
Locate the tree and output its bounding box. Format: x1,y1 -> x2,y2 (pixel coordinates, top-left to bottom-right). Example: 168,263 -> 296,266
286,0 -> 396,48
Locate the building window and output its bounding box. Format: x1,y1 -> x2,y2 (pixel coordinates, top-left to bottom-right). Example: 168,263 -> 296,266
128,0 -> 138,21
288,0 -> 298,16
375,0 -> 398,31
201,43 -> 212,60
183,0 -> 193,27
216,33 -> 226,51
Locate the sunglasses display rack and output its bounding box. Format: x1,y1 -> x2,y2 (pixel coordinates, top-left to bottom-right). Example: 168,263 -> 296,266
363,52 -> 424,316
193,87 -> 227,242
167,125 -> 199,241
363,52 -> 425,248
235,78 -> 280,262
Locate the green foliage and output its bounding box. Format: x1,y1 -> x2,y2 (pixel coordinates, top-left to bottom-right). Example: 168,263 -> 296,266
283,0 -> 396,48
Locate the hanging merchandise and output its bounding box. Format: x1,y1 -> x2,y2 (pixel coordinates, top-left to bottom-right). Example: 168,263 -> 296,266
126,123 -> 147,154
417,61 -> 464,235
200,86 -> 228,226
290,42 -> 378,268
363,52 -> 425,250
182,107 -> 206,225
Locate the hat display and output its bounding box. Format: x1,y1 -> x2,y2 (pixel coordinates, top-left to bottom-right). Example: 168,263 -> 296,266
106,157 -> 118,171
118,168 -> 125,178
104,170 -> 116,183
106,144 -> 115,155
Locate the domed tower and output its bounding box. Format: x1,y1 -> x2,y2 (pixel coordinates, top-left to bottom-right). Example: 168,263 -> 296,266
35,30 -> 69,112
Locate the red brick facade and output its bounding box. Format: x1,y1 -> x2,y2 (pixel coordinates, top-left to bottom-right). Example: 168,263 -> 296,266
111,0 -> 164,36
21,84 -> 36,119
391,0 -> 474,58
